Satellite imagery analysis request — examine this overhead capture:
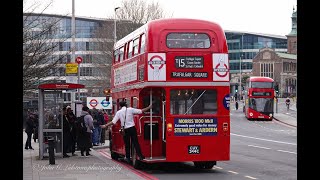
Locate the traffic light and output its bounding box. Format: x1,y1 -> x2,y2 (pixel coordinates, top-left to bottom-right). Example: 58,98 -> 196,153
235,89 -> 238,93
104,89 -> 112,101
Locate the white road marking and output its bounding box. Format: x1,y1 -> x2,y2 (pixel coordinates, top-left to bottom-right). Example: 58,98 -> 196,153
248,145 -> 271,150
245,175 -> 257,179
277,149 -> 297,154
228,170 -> 239,174
215,166 -> 223,169
231,133 -> 297,146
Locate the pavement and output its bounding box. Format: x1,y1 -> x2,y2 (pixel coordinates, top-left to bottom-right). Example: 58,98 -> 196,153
23,132 -> 139,180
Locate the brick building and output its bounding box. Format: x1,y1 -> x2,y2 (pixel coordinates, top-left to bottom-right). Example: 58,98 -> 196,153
252,8 -> 297,98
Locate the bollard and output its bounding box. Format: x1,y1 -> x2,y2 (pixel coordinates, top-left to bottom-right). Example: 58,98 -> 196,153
48,137 -> 55,165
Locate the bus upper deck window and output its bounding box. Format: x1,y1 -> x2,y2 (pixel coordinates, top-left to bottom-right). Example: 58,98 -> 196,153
166,33 -> 211,49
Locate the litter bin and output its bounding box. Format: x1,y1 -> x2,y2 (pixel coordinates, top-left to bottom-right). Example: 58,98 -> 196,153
48,137 -> 55,165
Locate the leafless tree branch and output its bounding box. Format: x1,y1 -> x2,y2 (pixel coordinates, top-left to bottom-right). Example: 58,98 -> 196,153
23,0 -> 71,96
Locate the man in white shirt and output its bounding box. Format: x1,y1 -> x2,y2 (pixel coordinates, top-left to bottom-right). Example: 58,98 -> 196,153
101,101 -> 152,162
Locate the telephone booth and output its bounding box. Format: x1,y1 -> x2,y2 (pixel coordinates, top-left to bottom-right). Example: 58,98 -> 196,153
38,83 -> 85,159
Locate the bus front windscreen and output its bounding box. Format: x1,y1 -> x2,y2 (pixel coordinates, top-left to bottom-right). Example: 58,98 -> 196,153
251,82 -> 274,88
248,98 -> 274,114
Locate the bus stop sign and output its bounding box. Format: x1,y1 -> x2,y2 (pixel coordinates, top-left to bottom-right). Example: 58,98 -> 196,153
76,56 -> 83,64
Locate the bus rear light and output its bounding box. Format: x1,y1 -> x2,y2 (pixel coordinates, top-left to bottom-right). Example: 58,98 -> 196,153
167,123 -> 173,132
223,123 -> 228,131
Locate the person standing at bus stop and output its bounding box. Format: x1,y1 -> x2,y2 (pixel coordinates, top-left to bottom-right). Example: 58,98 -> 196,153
100,101 -> 152,163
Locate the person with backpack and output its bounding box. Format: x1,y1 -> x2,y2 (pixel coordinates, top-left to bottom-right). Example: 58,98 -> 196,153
77,106 -> 94,157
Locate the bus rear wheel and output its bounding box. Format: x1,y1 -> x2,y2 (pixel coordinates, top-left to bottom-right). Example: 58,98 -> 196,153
194,161 -> 216,169
109,139 -> 119,160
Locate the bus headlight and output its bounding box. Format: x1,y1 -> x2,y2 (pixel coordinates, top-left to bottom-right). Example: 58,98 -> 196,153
249,113 -> 253,116
269,114 -> 273,118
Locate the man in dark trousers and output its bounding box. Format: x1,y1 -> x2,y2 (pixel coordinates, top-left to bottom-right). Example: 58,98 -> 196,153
66,107 -> 77,156
235,101 -> 239,110
25,112 -> 35,150
62,107 -> 72,158
100,101 -> 152,163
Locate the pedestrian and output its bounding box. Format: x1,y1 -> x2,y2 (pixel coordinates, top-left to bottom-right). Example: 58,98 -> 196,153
285,97 -> 291,111
91,108 -> 100,146
67,106 -> 77,156
62,107 -> 72,158
25,112 -> 35,150
77,106 -> 94,157
33,113 -> 39,143
100,101 -> 152,163
235,101 -> 239,110
99,110 -> 107,145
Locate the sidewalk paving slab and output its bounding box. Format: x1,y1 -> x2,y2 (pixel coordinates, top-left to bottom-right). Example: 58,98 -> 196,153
23,132 -> 142,180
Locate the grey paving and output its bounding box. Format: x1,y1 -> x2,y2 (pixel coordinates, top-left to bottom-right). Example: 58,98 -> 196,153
23,132 -> 142,180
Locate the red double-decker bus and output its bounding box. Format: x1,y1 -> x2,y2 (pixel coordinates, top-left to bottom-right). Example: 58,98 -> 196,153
109,18 -> 230,169
243,76 -> 275,120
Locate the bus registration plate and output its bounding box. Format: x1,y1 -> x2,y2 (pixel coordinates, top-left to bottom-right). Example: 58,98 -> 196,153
188,145 -> 200,154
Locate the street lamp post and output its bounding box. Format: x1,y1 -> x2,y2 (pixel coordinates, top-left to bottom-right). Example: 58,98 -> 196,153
239,34 -> 244,101
114,7 -> 120,45
71,0 -> 76,110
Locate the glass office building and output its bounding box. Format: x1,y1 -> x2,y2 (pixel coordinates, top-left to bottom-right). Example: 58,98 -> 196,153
225,31 -> 287,95
23,13 -> 113,106
225,31 -> 287,74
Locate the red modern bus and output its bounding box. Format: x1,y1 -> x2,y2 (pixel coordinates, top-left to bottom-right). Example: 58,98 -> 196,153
243,76 -> 275,120
109,18 -> 230,169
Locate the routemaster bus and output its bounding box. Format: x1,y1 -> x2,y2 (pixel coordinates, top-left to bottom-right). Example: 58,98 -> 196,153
243,76 -> 275,120
108,18 -> 230,169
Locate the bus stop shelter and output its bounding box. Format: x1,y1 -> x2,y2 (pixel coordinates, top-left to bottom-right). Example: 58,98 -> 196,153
37,83 -> 85,159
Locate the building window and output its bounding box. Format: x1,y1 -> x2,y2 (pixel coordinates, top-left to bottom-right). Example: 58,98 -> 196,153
260,63 -> 274,79
80,67 -> 93,76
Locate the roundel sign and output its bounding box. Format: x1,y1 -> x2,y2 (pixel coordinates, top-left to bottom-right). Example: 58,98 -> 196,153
101,99 -> 110,107
87,97 -> 112,109
147,53 -> 166,81
212,54 -> 229,81
148,55 -> 165,69
89,99 -> 98,108
76,56 -> 83,64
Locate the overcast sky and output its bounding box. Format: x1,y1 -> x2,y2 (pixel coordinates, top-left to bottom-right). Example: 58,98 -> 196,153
25,0 -> 297,36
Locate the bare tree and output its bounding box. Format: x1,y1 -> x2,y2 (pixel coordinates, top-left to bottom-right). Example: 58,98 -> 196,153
23,0 -> 70,96
91,0 -> 171,93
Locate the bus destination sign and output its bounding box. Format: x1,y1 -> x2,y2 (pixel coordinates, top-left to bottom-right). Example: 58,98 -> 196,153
252,92 -> 271,96
171,72 -> 208,78
175,56 -> 204,68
